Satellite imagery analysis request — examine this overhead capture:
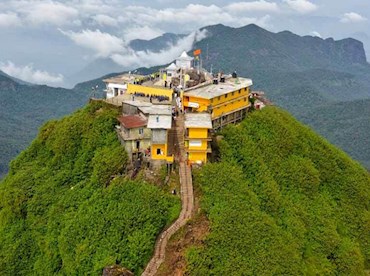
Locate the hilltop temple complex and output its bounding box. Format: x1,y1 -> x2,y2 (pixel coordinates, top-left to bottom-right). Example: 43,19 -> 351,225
103,50 -> 260,168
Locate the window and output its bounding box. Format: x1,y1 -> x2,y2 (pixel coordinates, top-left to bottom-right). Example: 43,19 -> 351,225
244,98 -> 247,102
225,94 -> 228,98
239,89 -> 242,94
136,141 -> 140,149
139,128 -> 144,135
218,96 -> 221,100
156,148 -> 162,155
232,92 -> 234,96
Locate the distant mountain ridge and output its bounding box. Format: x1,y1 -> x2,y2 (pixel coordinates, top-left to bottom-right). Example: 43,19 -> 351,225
1,23 -> 370,178
198,23 -> 368,74
66,33 -> 186,86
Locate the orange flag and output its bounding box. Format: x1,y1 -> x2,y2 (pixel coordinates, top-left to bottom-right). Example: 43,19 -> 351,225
193,49 -> 201,56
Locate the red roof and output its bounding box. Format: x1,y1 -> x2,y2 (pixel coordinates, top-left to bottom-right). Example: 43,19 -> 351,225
117,115 -> 147,129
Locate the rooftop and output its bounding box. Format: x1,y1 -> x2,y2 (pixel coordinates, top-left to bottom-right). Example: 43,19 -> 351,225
185,113 -> 212,129
177,51 -> 194,61
184,77 -> 253,99
118,115 -> 147,129
147,115 -> 172,129
123,101 -> 172,115
104,74 -> 144,84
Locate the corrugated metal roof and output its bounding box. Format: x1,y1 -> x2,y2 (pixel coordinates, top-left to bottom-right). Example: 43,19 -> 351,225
117,115 -> 147,129
147,115 -> 172,129
185,113 -> 212,129
184,77 -> 253,99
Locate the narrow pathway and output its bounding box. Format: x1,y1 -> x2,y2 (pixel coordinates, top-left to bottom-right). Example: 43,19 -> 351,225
142,114 -> 194,276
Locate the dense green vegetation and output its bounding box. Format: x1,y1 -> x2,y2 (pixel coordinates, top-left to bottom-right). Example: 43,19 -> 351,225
0,74 -> 89,178
0,102 -> 180,275
196,24 -> 370,169
187,107 -> 370,275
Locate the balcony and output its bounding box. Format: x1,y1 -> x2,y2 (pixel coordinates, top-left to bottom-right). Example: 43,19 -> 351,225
185,147 -> 212,153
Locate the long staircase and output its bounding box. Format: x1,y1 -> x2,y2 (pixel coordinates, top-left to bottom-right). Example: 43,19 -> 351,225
142,113 -> 194,276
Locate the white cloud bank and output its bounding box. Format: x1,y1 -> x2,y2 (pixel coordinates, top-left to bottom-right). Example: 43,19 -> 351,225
0,12 -> 21,27
61,25 -> 208,69
283,0 -> 317,14
59,29 -> 125,58
0,61 -> 64,86
340,12 -> 367,23
111,29 -> 208,68
123,26 -> 164,42
310,31 -> 322,38
226,1 -> 279,13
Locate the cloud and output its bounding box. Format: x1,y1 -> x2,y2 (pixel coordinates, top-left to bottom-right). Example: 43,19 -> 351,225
340,12 -> 367,23
0,12 -> 21,27
110,29 -> 208,69
122,4 -> 273,29
92,14 -> 118,27
20,1 -> 79,26
60,29 -> 125,57
283,0 -> 317,14
0,61 -> 64,86
123,26 -> 164,42
310,31 -> 322,38
226,1 -> 279,13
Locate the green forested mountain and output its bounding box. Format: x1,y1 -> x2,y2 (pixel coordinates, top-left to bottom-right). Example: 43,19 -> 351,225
195,24 -> 370,169
187,107 -> 370,275
2,23 -> 370,179
0,73 -> 89,178
0,102 -> 180,275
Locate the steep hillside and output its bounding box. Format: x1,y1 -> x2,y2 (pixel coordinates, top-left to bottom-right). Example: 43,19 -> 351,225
194,24 -> 370,168
0,102 -> 180,275
2,23 -> 370,178
0,74 -> 89,178
187,107 -> 370,275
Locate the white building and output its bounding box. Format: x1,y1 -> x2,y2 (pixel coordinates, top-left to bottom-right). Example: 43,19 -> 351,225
165,63 -> 177,82
176,51 -> 194,69
103,74 -> 142,99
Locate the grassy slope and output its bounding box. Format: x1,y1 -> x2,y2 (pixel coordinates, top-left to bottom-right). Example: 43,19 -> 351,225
0,102 -> 180,275
187,107 -> 370,275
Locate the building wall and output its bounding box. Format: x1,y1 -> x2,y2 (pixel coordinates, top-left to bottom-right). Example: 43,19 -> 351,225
124,127 -> 151,140
151,143 -> 167,160
183,86 -> 250,118
186,127 -> 210,164
183,96 -> 210,112
188,152 -> 207,164
212,97 -> 249,118
188,128 -> 209,139
187,139 -> 208,151
127,84 -> 173,100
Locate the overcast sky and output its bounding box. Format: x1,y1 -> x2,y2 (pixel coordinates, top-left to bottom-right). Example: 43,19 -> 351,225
0,0 -> 369,87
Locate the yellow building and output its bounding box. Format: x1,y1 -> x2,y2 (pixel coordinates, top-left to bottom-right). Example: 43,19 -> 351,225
127,83 -> 173,101
147,114 -> 174,164
184,113 -> 212,165
104,73 -> 173,101
183,76 -> 253,130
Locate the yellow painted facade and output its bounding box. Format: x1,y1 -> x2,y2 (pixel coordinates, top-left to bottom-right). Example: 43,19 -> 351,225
183,86 -> 250,119
186,127 -> 210,164
151,143 -> 174,163
151,144 -> 167,160
188,152 -> 207,164
127,84 -> 173,100
189,128 -> 209,139
183,96 -> 209,112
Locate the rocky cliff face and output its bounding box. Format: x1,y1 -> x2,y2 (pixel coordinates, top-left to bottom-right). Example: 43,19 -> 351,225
197,24 -> 368,72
